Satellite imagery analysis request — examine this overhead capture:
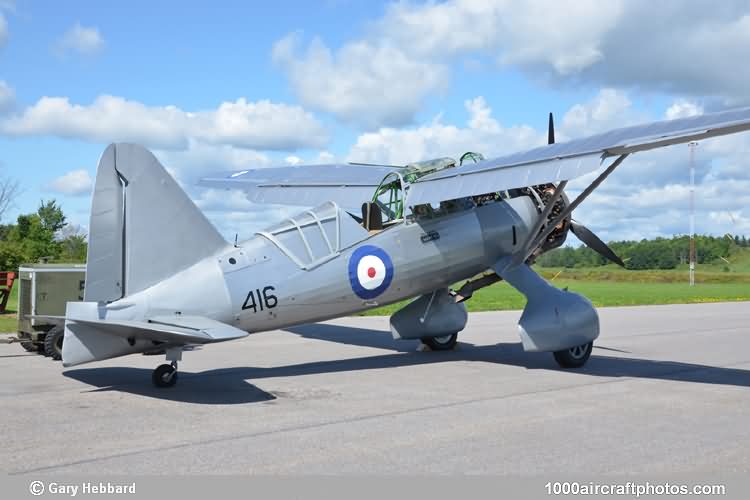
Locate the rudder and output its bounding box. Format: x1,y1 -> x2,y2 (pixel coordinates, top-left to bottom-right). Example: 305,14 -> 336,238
85,143 -> 226,301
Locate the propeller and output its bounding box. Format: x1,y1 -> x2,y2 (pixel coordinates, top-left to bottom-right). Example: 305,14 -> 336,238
568,221 -> 625,267
548,112 -> 555,145
547,112 -> 625,268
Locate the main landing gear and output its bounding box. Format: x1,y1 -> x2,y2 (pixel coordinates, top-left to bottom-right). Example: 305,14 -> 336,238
152,348 -> 182,388
553,341 -> 593,368
420,333 -> 459,351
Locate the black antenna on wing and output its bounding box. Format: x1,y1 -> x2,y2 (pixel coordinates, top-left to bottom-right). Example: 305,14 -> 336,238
548,112 -> 555,145
546,111 -> 625,267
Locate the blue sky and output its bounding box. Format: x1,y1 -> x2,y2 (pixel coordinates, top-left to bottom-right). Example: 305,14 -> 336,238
0,0 -> 749,241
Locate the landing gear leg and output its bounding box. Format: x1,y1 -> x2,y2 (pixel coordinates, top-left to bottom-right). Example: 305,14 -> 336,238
152,348 -> 182,388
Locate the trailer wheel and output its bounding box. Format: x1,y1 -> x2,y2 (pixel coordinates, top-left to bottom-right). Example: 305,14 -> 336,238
20,341 -> 40,353
43,327 -> 64,360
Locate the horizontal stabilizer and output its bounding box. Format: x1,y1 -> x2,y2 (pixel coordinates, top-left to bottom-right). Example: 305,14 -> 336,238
71,316 -> 248,344
62,302 -> 247,367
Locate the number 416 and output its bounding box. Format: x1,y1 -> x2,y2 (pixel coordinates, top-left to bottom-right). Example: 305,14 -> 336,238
242,286 -> 278,312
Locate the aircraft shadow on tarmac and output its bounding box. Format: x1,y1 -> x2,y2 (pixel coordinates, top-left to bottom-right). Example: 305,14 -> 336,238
64,323 -> 749,405
285,324 -> 750,389
63,368 -> 278,405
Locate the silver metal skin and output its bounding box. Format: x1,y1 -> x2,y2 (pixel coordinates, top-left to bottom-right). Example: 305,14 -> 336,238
61,104 -> 750,384
63,143 -> 542,370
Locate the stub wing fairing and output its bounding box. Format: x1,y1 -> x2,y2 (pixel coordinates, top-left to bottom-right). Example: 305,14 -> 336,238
201,106 -> 750,208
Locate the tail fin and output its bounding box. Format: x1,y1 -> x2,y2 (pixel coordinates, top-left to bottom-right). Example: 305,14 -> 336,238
85,143 -> 226,302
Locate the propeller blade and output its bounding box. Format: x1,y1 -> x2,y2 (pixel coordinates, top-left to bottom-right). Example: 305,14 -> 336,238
569,221 -> 625,267
548,112 -> 555,145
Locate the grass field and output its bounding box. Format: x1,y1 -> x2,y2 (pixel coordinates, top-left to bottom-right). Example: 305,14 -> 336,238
0,284 -> 18,333
0,283 -> 18,333
0,265 -> 748,331
360,266 -> 750,316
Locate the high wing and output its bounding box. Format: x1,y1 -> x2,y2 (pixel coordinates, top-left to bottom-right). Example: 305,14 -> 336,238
200,163 -> 403,209
406,106 -> 750,205
199,106 -> 750,210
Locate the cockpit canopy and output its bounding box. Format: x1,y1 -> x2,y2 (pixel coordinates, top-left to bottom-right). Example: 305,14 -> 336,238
367,152 -> 487,225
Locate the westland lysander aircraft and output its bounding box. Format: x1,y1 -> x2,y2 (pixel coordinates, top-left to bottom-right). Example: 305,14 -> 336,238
62,108 -> 750,387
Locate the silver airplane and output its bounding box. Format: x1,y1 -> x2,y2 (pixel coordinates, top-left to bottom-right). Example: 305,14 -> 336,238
62,108 -> 750,387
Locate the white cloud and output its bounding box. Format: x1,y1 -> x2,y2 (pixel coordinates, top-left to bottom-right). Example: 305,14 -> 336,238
156,140 -> 272,185
195,188 -> 298,241
583,3 -> 750,100
272,33 -> 448,129
56,22 -> 104,56
665,99 -> 704,120
2,96 -> 187,148
348,96 -> 542,165
383,0 -> 750,101
274,1 -> 750,130
0,80 -> 13,113
271,1 -> 625,129
0,95 -> 329,151
316,151 -> 335,163
46,169 -> 93,196
380,0 -> 623,75
559,88 -> 643,138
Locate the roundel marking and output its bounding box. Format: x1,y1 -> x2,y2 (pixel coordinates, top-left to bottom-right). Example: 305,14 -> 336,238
348,245 -> 394,299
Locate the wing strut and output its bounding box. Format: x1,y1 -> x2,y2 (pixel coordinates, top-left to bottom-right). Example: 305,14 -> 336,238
512,153 -> 630,266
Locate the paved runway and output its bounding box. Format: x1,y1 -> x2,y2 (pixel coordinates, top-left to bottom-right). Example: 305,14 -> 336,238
1,302 -> 748,475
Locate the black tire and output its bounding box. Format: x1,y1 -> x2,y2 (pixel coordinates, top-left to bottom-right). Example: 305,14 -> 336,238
43,327 -> 64,360
152,364 -> 178,388
553,342 -> 593,368
421,333 -> 458,351
20,341 -> 41,353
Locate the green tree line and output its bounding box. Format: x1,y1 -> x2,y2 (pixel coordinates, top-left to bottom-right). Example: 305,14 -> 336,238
537,234 -> 750,270
0,200 -> 87,271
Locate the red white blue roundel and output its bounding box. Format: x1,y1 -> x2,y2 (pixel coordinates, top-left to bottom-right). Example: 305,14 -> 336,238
348,245 -> 394,299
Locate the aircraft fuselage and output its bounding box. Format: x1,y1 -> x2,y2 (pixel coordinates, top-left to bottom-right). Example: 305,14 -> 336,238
135,196 -> 539,334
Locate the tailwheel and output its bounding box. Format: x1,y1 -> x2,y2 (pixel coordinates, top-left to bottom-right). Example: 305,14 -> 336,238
553,342 -> 593,368
152,362 -> 178,388
421,333 -> 458,351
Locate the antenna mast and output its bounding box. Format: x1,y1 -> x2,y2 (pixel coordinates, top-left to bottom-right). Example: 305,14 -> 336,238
688,142 -> 698,286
